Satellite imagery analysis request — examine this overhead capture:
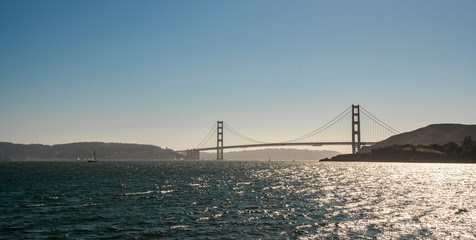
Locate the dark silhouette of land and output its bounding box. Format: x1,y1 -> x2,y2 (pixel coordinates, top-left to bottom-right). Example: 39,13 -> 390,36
3,124 -> 475,162
0,142 -> 183,161
322,124 -> 476,163
360,124 -> 476,152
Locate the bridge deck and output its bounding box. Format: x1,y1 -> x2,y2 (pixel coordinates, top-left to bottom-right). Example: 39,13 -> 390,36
179,142 -> 376,152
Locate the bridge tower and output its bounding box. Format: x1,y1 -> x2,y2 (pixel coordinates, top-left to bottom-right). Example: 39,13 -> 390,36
217,121 -> 224,160
352,105 -> 361,154
186,149 -> 199,160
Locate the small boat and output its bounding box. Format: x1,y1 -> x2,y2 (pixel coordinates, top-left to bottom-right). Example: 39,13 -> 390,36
88,151 -> 97,162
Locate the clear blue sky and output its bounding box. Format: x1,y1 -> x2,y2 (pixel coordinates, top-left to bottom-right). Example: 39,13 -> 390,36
1,0 -> 475,152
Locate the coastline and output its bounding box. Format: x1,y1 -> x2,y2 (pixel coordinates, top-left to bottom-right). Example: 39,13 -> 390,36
321,153 -> 476,164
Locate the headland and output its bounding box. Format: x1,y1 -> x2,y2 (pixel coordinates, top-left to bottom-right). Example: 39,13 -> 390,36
321,124 -> 476,163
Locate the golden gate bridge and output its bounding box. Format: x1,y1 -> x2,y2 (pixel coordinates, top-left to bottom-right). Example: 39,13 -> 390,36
179,105 -> 399,160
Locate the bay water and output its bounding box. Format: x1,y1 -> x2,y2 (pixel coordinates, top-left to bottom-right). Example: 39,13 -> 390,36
1,161 -> 475,239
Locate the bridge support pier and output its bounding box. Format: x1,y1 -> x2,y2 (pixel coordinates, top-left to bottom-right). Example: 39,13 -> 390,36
217,121 -> 224,160
186,149 -> 200,160
352,104 -> 361,154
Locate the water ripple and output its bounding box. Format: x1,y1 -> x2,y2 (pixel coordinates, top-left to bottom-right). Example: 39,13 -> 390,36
1,161 -> 475,239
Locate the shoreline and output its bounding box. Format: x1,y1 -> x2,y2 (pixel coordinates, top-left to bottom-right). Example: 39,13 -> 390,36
320,153 -> 476,164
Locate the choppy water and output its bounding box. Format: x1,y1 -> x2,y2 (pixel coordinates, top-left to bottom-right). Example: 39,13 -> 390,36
1,161 -> 475,239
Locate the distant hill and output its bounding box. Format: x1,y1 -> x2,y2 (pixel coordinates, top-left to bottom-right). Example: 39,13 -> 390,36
361,124 -> 476,153
199,148 -> 340,160
0,142 -> 183,160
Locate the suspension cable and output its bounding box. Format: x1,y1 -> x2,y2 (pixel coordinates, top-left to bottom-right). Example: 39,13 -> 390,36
283,106 -> 352,143
195,106 -> 399,148
223,122 -> 269,144
360,110 -> 399,136
360,107 -> 400,135
291,111 -> 351,142
196,122 -> 217,148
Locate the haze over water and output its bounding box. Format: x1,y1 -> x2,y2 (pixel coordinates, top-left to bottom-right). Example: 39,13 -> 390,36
2,161 -> 475,239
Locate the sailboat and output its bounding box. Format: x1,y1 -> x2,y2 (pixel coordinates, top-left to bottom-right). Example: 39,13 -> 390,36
88,151 -> 97,162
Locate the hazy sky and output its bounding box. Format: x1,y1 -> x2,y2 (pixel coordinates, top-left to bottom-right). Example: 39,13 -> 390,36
1,0 -> 475,152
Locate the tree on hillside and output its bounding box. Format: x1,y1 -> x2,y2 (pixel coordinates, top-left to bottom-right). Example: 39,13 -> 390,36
443,142 -> 460,155
461,136 -> 476,158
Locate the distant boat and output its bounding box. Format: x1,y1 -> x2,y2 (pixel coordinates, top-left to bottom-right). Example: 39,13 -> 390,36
88,151 -> 97,162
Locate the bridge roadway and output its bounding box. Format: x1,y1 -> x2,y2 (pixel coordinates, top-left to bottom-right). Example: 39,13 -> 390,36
179,141 -> 377,152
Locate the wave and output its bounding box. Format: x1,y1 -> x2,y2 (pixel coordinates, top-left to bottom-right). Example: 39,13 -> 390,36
123,190 -> 154,196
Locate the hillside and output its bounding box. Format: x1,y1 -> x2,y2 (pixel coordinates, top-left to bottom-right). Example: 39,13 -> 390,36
361,124 -> 476,153
0,142 -> 183,160
323,137 -> 476,163
199,148 -> 340,160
